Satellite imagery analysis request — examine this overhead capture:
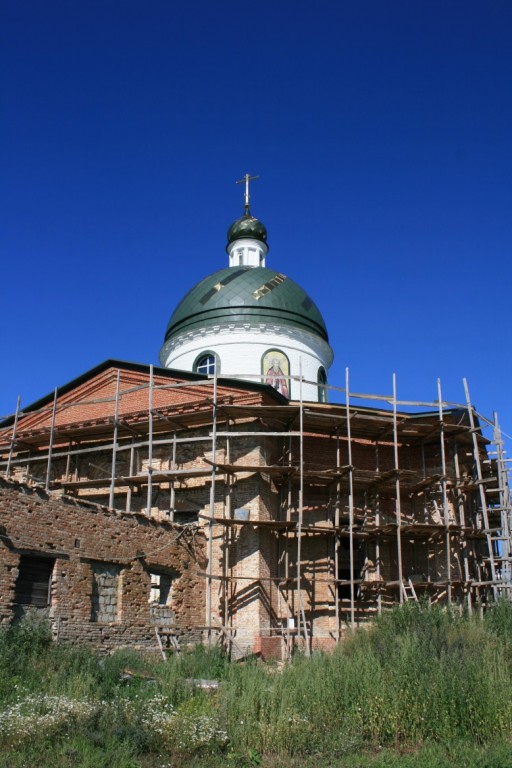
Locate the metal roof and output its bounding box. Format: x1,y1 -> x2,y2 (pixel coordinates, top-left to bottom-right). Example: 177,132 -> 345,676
162,266 -> 329,343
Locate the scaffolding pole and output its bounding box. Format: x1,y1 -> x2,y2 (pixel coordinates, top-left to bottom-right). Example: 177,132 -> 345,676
126,438 -> 135,513
5,395 -> 21,480
452,436 -> 472,613
392,374 -> 404,601
45,388 -> 58,492
206,368 -> 218,648
437,379 -> 452,605
296,359 -> 310,654
223,419 -> 232,655
109,369 -> 121,510
346,367 -> 355,629
374,439 -> 382,615
169,431 -> 177,521
279,430 -> 293,648
146,365 -> 154,517
334,426 -> 341,640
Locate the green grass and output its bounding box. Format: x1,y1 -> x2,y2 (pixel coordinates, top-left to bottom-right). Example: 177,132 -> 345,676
1,602 -> 512,767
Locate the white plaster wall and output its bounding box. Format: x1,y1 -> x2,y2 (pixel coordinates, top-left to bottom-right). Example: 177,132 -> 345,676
228,237 -> 267,268
160,322 -> 334,402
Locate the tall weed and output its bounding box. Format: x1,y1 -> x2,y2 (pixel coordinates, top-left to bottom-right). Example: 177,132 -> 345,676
1,603 -> 512,764
218,602 -> 512,754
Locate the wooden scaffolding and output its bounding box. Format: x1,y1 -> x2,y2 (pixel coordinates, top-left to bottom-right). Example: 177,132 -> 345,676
1,365 -> 511,654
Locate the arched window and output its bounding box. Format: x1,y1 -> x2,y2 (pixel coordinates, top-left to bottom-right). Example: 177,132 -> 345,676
318,367 -> 327,403
194,353 -> 218,377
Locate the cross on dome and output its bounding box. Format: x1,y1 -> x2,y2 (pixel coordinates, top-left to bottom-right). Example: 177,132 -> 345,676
236,173 -> 259,213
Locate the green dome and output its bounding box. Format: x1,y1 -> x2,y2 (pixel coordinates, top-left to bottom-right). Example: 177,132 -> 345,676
227,213 -> 268,249
162,266 -> 329,344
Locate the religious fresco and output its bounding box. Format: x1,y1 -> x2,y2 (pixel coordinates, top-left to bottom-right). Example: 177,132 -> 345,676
262,349 -> 290,398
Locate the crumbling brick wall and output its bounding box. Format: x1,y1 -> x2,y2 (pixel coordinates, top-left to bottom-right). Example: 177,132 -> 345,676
0,478 -> 206,652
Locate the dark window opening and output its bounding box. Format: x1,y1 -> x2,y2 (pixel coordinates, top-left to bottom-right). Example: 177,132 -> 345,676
15,555 -> 54,609
174,510 -> 199,524
338,567 -> 352,600
337,540 -> 364,601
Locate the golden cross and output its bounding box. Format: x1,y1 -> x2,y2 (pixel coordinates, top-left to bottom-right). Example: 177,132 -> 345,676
236,173 -> 259,213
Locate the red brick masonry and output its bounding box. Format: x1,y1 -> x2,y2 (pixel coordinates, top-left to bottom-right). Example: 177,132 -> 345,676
0,478 -> 206,651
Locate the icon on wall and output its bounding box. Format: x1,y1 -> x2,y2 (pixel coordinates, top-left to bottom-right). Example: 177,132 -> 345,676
262,350 -> 290,398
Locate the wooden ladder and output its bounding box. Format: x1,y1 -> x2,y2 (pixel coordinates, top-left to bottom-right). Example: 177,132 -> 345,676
401,578 -> 419,603
155,626 -> 181,661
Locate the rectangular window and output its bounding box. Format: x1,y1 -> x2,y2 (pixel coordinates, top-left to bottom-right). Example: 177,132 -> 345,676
15,555 -> 54,609
148,570 -> 178,624
91,563 -> 121,623
149,572 -> 174,606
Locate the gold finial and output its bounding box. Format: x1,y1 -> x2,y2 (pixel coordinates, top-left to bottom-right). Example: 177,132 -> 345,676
236,173 -> 259,214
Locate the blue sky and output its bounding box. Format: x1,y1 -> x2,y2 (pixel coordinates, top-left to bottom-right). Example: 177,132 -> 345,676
1,1 -> 511,439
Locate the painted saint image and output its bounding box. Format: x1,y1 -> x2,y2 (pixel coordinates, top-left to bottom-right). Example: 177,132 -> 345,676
263,351 -> 290,398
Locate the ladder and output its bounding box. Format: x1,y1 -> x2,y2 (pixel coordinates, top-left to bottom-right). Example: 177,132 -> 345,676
489,415 -> 512,593
155,626 -> 181,660
464,381 -> 498,599
401,578 -> 419,603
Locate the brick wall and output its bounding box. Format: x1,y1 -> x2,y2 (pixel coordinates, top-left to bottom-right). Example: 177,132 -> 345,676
0,365 -> 279,448
0,479 -> 206,652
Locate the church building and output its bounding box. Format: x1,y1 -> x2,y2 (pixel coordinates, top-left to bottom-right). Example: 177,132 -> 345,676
159,174 -> 333,402
0,178 -> 510,658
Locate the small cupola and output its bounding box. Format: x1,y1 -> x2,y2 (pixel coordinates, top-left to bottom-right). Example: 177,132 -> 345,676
226,173 -> 268,267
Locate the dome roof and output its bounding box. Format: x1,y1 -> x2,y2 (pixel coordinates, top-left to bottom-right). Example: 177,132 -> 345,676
227,213 -> 268,249
162,266 -> 329,344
